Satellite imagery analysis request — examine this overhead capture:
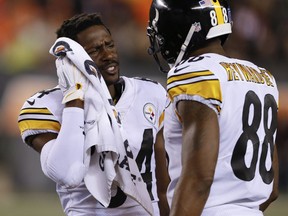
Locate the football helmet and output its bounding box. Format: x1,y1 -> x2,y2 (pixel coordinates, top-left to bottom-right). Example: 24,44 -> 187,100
147,0 -> 232,72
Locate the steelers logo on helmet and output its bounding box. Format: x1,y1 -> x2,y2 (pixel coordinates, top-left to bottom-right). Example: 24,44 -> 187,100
143,103 -> 156,125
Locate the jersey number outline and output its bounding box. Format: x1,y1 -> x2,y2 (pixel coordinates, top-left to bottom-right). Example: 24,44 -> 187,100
108,128 -> 154,208
231,90 -> 277,184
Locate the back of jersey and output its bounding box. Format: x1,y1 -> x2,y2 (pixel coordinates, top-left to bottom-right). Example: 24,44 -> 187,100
205,53 -> 278,209
166,53 -> 279,212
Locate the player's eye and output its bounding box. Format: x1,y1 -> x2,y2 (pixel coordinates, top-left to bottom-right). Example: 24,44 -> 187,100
88,47 -> 100,55
106,42 -> 115,49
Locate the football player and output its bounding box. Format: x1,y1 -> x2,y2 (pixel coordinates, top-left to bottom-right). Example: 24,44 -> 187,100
147,0 -> 279,215
18,13 -> 169,216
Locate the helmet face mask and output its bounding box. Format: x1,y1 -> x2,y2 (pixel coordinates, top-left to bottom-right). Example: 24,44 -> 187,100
147,25 -> 172,73
147,0 -> 233,73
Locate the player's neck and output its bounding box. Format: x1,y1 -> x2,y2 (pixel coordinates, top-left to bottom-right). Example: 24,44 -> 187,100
107,79 -> 125,104
108,85 -> 116,101
189,39 -> 226,57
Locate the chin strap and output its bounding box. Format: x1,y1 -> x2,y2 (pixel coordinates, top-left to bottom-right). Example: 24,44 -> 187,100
174,23 -> 197,66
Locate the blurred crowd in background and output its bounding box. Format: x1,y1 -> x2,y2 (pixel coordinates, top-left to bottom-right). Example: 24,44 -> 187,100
0,0 -> 287,198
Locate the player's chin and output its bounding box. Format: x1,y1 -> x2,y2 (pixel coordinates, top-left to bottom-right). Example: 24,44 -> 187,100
104,73 -> 120,86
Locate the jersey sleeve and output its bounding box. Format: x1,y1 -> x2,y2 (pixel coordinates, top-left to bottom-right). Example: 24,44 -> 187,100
167,63 -> 222,114
18,87 -> 63,145
153,82 -> 167,131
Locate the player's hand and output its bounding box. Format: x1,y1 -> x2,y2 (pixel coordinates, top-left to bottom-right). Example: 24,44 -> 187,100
56,57 -> 89,104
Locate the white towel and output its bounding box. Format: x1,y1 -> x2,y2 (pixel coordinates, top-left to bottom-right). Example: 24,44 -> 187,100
50,37 -> 153,215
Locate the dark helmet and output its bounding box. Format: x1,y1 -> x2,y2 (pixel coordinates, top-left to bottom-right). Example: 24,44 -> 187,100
147,0 -> 232,72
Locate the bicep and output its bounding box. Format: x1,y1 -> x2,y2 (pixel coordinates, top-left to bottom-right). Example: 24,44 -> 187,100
27,132 -> 58,153
177,100 -> 219,179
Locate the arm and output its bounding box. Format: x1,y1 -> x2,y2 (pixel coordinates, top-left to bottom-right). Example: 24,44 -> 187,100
28,100 -> 84,153
154,127 -> 170,216
259,144 -> 279,211
29,99 -> 86,187
170,100 -> 219,216
26,56 -> 89,187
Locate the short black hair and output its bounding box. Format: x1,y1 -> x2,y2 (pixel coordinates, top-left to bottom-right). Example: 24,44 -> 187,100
56,13 -> 111,41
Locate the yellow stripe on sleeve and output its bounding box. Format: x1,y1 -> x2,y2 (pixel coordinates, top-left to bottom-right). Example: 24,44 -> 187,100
20,108 -> 52,115
167,70 -> 213,85
168,79 -> 222,103
158,111 -> 165,128
18,119 -> 61,134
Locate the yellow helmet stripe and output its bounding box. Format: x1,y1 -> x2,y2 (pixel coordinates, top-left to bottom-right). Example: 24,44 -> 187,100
212,0 -> 224,24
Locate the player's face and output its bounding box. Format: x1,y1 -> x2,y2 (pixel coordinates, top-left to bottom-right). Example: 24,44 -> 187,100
76,25 -> 120,86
